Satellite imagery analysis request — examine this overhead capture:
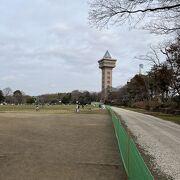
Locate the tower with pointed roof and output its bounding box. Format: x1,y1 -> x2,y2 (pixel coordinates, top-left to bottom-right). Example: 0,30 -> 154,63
98,51 -> 117,102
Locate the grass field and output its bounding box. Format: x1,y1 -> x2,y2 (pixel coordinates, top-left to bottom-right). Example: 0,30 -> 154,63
0,104 -> 105,114
123,107 -> 180,125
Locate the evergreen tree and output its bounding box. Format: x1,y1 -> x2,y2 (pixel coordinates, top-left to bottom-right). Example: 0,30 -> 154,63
0,90 -> 5,103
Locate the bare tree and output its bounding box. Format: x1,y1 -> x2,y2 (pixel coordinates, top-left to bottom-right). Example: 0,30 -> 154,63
3,87 -> 12,96
13,90 -> 23,104
136,36 -> 180,96
89,0 -> 180,34
161,37 -> 180,95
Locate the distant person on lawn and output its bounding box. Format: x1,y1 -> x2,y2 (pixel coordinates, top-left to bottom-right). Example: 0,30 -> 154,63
36,105 -> 39,111
76,103 -> 79,113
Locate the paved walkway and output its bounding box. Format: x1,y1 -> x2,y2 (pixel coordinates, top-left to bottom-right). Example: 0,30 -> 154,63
0,112 -> 126,180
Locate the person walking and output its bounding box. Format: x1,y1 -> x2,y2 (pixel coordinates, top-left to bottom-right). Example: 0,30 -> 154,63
76,103 -> 79,113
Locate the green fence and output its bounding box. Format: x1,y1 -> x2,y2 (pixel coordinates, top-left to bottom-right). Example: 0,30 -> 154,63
108,107 -> 154,180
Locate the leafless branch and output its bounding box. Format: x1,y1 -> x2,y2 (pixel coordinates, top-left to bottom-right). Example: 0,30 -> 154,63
89,0 -> 180,34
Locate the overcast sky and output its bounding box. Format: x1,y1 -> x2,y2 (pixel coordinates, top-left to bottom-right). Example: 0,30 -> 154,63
0,0 -> 164,95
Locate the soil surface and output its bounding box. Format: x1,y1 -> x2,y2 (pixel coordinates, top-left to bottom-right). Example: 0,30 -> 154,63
0,112 -> 126,180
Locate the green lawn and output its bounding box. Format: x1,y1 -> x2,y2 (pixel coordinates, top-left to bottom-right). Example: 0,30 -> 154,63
0,104 -> 104,114
154,114 -> 180,124
123,107 -> 180,125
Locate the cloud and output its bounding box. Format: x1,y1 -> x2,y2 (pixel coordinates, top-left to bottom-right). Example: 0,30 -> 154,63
0,0 -> 164,95
1,75 -> 17,82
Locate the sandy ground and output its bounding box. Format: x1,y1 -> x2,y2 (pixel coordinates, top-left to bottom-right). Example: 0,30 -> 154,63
112,107 -> 180,180
0,112 -> 126,180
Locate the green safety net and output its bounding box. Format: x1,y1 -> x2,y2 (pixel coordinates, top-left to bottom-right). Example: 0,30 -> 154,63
107,107 -> 154,180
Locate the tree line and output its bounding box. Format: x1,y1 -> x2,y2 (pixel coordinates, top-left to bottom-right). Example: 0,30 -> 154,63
106,36 -> 180,110
0,88 -> 26,105
0,88 -> 101,105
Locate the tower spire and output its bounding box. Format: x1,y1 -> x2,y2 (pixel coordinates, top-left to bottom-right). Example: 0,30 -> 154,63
103,50 -> 112,59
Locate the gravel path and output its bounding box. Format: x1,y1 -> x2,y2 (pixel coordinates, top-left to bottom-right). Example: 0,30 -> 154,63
112,107 -> 180,180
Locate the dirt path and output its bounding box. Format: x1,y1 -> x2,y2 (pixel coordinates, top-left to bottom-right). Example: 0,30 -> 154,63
112,107 -> 180,180
0,112 -> 126,180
